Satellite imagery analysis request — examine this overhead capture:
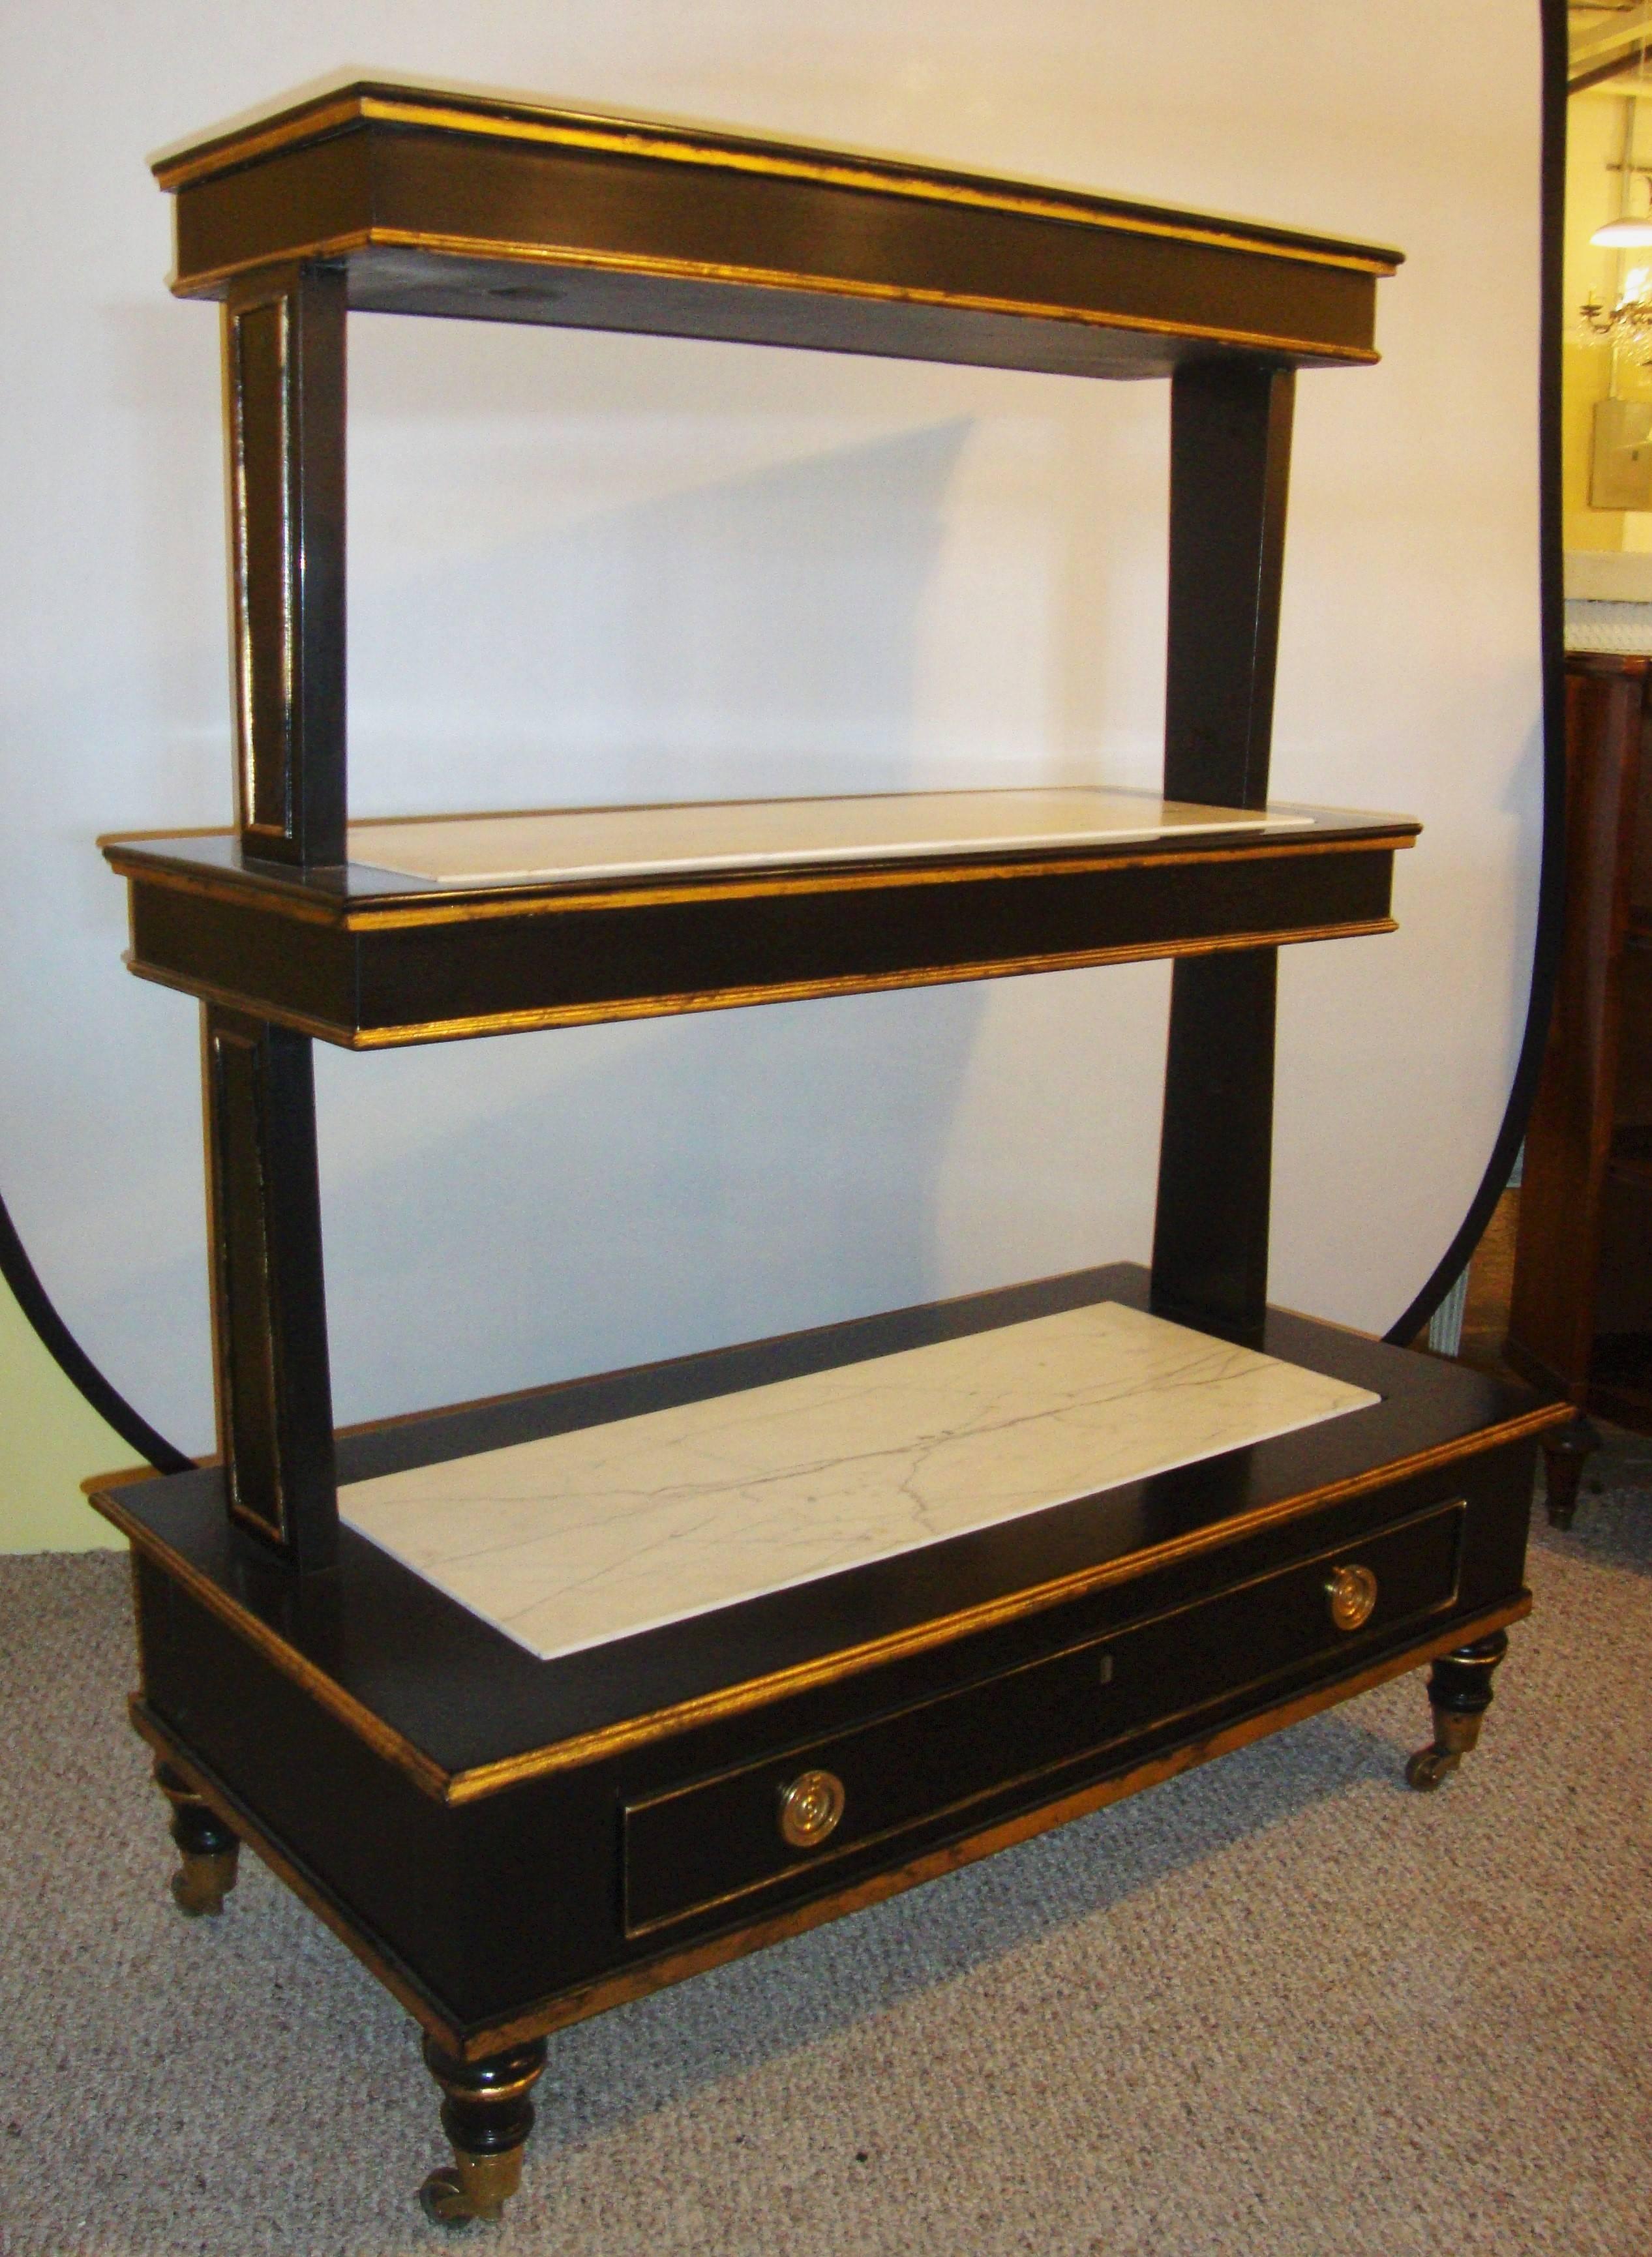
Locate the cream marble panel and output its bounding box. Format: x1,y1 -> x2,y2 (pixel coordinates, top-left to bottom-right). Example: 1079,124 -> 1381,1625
346,788 -> 1312,888
340,1302 -> 1379,1662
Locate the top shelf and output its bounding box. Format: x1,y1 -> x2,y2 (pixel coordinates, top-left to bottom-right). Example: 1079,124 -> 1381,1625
153,80 -> 1401,379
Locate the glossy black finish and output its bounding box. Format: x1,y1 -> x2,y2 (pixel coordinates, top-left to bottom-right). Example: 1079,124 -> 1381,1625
91,62 -> 1563,2186
1163,361 -> 1294,815
623,1499 -> 1464,1935
224,263 -> 346,869
423,2035 -> 546,2158
156,83 -> 1398,378
153,1756 -> 241,1916
1152,359 -> 1295,1342
1424,1629 -> 1510,1730
155,1759 -> 239,1864
110,1259 -> 1554,2035
127,1419 -> 1535,2031
106,814 -> 1411,1047
1152,949 -> 1278,1345
205,1006 -> 338,1566
104,1263 -> 1544,1781
1404,1626 -> 1514,1789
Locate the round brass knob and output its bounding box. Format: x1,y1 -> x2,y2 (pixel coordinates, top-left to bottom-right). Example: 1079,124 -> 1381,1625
1326,1563 -> 1378,1632
777,1768 -> 845,1851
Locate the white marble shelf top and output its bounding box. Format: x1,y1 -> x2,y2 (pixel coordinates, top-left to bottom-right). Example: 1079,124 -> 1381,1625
340,1302 -> 1380,1662
345,788 -> 1313,889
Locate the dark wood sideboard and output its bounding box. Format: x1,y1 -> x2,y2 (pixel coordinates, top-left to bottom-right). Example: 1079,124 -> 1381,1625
91,81 -> 1564,2224
1509,649 -> 1652,1517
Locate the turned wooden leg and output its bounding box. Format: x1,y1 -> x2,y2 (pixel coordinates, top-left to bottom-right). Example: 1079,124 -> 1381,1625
419,2034 -> 547,2228
1542,1416 -> 1600,1530
1405,1630 -> 1510,1792
154,1760 -> 240,1917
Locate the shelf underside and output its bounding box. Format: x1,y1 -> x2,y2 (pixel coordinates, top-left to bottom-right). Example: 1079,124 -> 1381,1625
104,795 -> 1417,1047
95,1263 -> 1555,1799
155,82 -> 1398,375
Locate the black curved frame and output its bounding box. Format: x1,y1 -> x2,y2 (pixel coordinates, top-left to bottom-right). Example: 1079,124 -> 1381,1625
1384,0 -> 1567,1346
0,6 -> 1567,1469
0,1191 -> 191,1472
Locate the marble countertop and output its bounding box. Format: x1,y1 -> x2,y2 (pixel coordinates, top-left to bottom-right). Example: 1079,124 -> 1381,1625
340,1302 -> 1379,1662
345,788 -> 1312,889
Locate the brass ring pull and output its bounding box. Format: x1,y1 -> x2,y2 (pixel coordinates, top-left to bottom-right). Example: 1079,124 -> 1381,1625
777,1768 -> 846,1850
1325,1563 -> 1378,1632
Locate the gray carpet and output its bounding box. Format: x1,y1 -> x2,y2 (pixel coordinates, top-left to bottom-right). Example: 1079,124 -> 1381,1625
3,1479 -> 1649,2257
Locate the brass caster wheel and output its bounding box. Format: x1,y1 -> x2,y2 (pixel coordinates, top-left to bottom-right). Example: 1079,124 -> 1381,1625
169,1849 -> 238,1917
419,2165 -> 484,2228
1405,1746 -> 1460,1792
420,2036 -> 541,2226
418,2151 -> 517,2228
155,1764 -> 239,1917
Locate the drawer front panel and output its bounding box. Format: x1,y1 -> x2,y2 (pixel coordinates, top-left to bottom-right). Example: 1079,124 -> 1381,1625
623,1499 -> 1463,1934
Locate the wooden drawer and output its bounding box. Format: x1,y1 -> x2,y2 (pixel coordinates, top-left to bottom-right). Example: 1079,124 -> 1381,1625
623,1499 -> 1464,1934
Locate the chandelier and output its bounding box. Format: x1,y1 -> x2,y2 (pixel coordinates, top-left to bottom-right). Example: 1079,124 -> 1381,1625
1580,86 -> 1652,359
1580,265 -> 1652,361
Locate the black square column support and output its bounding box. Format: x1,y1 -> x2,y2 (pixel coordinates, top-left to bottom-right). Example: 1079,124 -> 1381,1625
223,261 -> 347,869
203,1005 -> 339,1569
1152,359 -> 1295,1345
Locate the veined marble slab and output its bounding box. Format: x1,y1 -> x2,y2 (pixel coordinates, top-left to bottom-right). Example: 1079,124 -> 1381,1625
345,788 -> 1312,889
340,1302 -> 1380,1662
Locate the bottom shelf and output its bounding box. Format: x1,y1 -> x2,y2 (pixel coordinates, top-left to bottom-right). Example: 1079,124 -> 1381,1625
98,1263 -> 1558,1800
338,1298 -> 1379,1664
134,1585 -> 1529,2059
97,1262 -> 1561,2046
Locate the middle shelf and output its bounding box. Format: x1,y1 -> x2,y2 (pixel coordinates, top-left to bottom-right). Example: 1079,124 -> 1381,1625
103,786 -> 1419,1047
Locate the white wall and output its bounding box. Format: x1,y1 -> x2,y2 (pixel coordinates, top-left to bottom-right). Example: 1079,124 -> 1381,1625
0,1 -> 1544,1468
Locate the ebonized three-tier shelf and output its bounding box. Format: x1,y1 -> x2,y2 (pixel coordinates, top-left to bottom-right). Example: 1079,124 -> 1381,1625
91,80 -> 1564,2226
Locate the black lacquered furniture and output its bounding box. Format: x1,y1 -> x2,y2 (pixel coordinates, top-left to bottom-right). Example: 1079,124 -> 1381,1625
93,82 -> 1563,2225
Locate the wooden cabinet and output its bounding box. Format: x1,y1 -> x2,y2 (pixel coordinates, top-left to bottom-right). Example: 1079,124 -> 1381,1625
91,79 -> 1563,2224
1508,650 -> 1652,1513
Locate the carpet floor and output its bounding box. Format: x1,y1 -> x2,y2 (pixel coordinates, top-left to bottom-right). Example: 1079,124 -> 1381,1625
2,1474 -> 1649,2257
